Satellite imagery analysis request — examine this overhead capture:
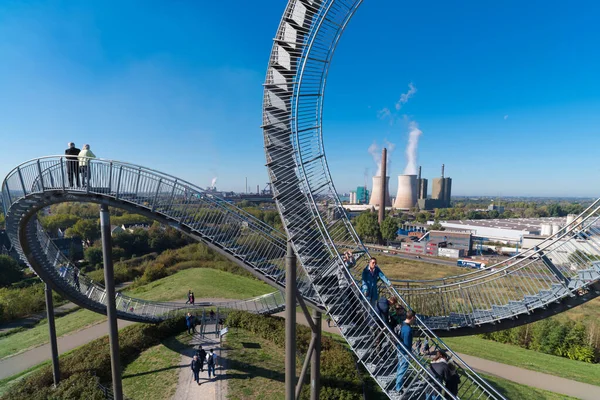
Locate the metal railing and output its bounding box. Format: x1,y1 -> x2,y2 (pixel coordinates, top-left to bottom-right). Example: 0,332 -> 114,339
1,156 -> 313,322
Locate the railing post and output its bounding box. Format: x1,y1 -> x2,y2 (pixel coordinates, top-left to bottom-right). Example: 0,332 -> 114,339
60,157 -> 66,191
36,159 -> 44,191
115,166 -> 123,200
285,241 -> 297,400
45,284 -> 60,386
17,166 -> 27,196
100,204 -> 123,400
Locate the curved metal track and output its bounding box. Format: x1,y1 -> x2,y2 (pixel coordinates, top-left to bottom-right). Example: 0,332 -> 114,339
262,0 -> 600,398
1,157 -> 321,323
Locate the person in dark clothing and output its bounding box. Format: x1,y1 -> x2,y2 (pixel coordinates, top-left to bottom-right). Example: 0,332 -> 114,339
65,142 -> 81,187
73,268 -> 81,292
190,292 -> 195,305
445,362 -> 460,397
376,297 -> 391,325
186,289 -> 192,304
185,312 -> 194,335
395,310 -> 416,392
191,355 -> 201,384
196,345 -> 207,372
425,350 -> 457,400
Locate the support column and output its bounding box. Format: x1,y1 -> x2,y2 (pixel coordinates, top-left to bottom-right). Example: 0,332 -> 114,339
45,284 -> 60,386
285,241 -> 297,400
310,310 -> 321,400
100,204 -> 123,400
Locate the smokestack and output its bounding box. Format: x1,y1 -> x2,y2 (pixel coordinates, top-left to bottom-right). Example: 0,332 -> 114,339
394,175 -> 417,209
418,166 -> 422,180
441,164 -> 445,178
257,184 -> 260,194
378,148 -> 387,224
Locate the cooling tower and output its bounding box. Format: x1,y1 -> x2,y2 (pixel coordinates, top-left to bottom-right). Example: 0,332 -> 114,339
368,176 -> 391,207
394,175 -> 417,209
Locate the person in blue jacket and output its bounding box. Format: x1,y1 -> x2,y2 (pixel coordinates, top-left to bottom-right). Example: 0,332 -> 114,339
361,257 -> 391,306
396,310 -> 416,392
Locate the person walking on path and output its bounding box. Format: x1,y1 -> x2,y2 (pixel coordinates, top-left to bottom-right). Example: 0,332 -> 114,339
190,292 -> 195,305
64,142 -> 81,187
195,345 -> 207,372
361,257 -> 391,307
190,355 -> 201,385
78,144 -> 96,187
186,289 -> 193,304
395,310 -> 416,393
186,313 -> 195,335
206,349 -> 217,380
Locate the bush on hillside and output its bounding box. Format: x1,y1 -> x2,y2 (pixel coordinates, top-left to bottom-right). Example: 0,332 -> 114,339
226,311 -> 363,400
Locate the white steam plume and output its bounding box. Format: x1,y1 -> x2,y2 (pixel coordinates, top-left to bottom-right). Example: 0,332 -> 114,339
395,82 -> 417,111
403,121 -> 422,175
211,177 -> 218,187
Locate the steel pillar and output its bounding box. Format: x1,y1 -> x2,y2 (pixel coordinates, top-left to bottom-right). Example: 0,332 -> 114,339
310,310 -> 321,400
44,283 -> 60,386
378,147 -> 387,226
285,241 -> 297,400
100,204 -> 123,400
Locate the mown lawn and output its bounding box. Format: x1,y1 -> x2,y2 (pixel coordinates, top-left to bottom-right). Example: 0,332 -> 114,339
444,335 -> 600,386
124,268 -> 274,302
482,373 -> 578,400
122,332 -> 191,400
0,308 -> 105,359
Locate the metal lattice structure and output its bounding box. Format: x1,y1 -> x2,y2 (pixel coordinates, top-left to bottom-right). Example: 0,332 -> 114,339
1,156 -> 318,322
261,0 -> 600,398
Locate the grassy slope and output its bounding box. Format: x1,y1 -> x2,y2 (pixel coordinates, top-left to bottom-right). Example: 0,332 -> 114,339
0,308 -> 105,359
122,333 -> 191,400
124,268 -> 273,302
444,335 -> 600,386
0,269 -> 272,361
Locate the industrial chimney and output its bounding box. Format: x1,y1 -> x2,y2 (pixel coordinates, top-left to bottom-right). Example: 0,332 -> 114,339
394,175 -> 418,209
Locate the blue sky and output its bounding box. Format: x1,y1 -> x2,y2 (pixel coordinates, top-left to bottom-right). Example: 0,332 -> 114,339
0,1 -> 598,197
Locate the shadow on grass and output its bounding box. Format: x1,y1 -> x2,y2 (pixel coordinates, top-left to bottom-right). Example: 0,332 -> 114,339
122,364 -> 187,379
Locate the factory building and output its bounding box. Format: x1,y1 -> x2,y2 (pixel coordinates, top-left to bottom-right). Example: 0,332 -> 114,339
349,186 -> 369,204
417,164 -> 452,210
428,230 -> 473,255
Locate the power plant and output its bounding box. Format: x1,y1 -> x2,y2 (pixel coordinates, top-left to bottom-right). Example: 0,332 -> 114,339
417,164 -> 452,210
368,176 -> 392,207
393,174 -> 417,209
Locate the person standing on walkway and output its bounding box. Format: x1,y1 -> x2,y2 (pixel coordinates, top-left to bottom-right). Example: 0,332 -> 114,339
65,142 -> 81,187
185,312 -> 194,335
186,289 -> 192,304
190,291 -> 195,305
361,257 -> 391,307
395,310 -> 416,393
191,355 -> 201,385
206,349 -> 217,380
78,144 -> 96,187
196,345 -> 207,372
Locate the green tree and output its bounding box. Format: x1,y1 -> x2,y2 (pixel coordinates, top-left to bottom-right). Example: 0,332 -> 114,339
65,219 -> 100,246
353,212 -> 380,243
0,213 -> 5,229
380,217 -> 399,242
84,247 -> 103,267
0,255 -> 23,287
428,220 -> 445,231
40,214 -> 80,236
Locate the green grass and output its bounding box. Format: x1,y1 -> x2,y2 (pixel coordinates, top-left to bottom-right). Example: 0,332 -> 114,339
122,332 -> 191,400
0,268 -> 271,361
444,335 -> 600,386
225,327 -> 288,400
0,308 -> 106,359
482,373 -> 578,400
124,268 -> 273,302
